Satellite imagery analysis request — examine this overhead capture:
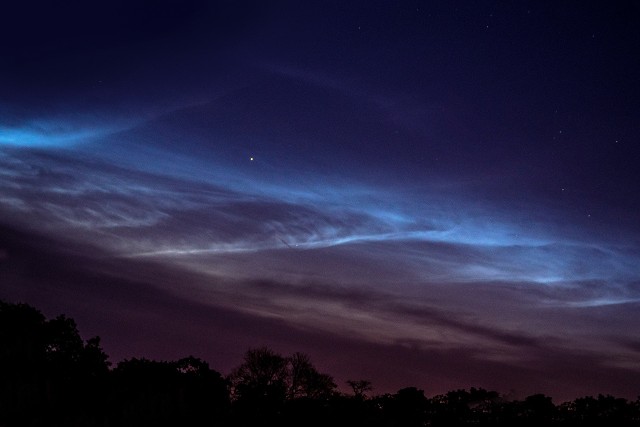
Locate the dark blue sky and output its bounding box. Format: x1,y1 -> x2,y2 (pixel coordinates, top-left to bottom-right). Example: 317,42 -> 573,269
1,1 -> 640,401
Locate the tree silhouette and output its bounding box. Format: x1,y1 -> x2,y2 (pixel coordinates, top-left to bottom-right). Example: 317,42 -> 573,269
4,299 -> 640,427
381,387 -> 428,427
287,352 -> 336,400
228,347 -> 289,424
558,394 -> 637,427
111,356 -> 228,427
229,347 -> 289,402
429,387 -> 504,427
0,301 -> 110,426
347,379 -> 373,399
229,347 -> 338,425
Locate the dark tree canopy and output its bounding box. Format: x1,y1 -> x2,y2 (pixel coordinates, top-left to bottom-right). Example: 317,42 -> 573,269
112,356 -> 229,427
228,347 -> 338,425
2,299 -> 640,427
347,379 -> 373,399
0,301 -> 110,426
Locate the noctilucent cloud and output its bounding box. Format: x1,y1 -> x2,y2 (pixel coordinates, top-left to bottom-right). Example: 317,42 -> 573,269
1,1 -> 640,401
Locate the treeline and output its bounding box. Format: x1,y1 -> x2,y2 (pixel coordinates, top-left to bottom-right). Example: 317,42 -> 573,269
1,300 -> 639,426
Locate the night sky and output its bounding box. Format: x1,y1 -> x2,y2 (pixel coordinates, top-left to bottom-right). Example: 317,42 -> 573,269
2,1 -> 640,401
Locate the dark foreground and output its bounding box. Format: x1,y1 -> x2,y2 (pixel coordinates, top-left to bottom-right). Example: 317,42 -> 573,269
1,300 -> 638,427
